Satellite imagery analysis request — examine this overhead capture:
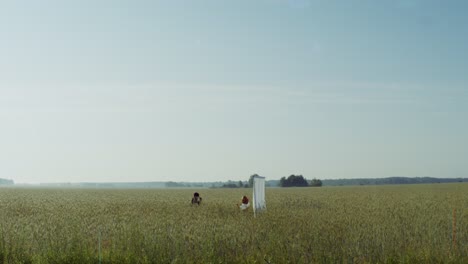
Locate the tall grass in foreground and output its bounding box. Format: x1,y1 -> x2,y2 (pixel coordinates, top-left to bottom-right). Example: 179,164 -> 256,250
0,184 -> 466,263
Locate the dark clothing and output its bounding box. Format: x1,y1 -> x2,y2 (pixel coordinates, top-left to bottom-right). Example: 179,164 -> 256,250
192,192 -> 202,205
242,196 -> 249,205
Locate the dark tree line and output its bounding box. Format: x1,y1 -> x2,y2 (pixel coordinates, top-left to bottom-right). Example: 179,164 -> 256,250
322,177 -> 467,186
309,178 -> 323,187
221,180 -> 248,188
279,175 -> 322,187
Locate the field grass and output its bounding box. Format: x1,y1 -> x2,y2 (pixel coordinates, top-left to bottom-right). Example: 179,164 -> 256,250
0,183 -> 466,263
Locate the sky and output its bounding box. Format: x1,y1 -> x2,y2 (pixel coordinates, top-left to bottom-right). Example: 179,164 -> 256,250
1,0 -> 467,183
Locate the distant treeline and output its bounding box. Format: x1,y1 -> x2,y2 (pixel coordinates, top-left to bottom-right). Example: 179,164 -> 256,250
322,177 -> 467,186
192,176 -> 467,188
262,177 -> 467,187
0,178 -> 14,185
9,177 -> 468,189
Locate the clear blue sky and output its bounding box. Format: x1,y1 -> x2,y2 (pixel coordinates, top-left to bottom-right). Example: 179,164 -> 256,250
1,0 -> 467,183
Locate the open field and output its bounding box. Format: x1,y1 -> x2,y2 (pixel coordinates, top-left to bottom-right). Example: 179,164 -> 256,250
0,184 -> 467,263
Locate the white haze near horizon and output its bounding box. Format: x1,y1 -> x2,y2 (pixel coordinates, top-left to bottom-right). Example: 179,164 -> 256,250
1,0 -> 467,184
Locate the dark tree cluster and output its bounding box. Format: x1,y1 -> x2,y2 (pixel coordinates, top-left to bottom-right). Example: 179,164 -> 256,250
279,175 -> 309,187
309,178 -> 323,187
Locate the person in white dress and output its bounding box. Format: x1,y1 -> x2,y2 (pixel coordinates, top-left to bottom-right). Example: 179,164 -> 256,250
238,195 -> 250,210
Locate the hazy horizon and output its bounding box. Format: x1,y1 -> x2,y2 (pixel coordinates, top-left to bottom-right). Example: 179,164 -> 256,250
10,176 -> 468,186
1,1 -> 467,184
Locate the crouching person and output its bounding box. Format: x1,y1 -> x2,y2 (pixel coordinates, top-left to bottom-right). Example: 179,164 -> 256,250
238,195 -> 250,210
191,192 -> 202,205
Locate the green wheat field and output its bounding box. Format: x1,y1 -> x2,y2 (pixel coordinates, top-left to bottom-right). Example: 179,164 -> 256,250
0,184 -> 466,263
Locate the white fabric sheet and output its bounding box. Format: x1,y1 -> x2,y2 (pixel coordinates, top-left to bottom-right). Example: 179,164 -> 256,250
253,176 -> 266,215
